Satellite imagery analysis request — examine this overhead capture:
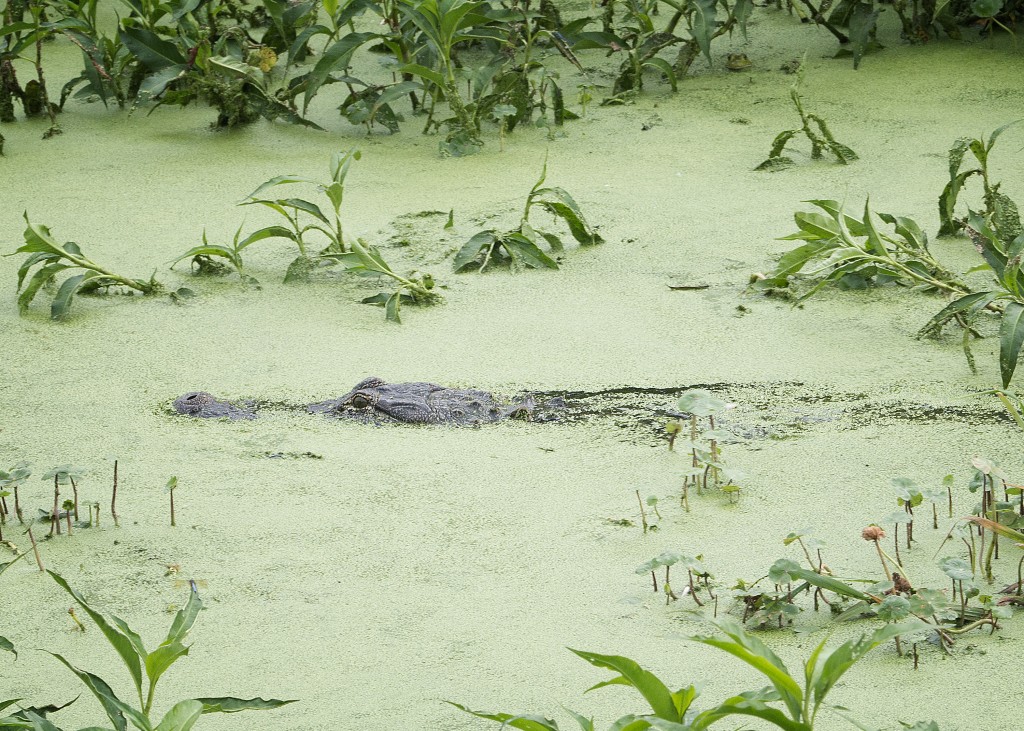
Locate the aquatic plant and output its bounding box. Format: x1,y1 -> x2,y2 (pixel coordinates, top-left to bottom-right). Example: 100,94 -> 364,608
398,0 -> 501,155
166,475 -> 178,527
12,215 -> 161,320
754,199 -> 1024,384
0,0 -> 61,136
451,618 -> 932,730
636,550 -> 714,607
52,0 -> 141,110
0,462 -> 30,524
938,122 -> 1021,237
170,222 -> 277,285
19,571 -> 297,730
920,213 -> 1024,387
453,158 -> 603,272
756,68 -> 857,171
324,240 -> 440,323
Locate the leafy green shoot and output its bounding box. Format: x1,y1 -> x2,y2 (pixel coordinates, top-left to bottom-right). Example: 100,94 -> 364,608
11,214 -> 160,320
454,157 -> 602,272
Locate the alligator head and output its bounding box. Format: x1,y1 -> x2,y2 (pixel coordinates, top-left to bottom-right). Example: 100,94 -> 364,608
172,391 -> 257,420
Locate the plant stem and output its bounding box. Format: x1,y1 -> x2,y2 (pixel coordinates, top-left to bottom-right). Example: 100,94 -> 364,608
636,489 -> 648,533
26,525 -> 43,572
111,460 -> 119,527
70,476 -> 79,521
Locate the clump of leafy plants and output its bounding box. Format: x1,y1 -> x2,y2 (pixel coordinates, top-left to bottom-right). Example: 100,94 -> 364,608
666,389 -> 744,509
11,215 -> 161,320
937,121 -> 1020,238
173,149 -> 441,322
453,158 -> 602,272
451,617 -> 932,730
756,68 -> 857,171
0,571 -> 296,730
635,550 -> 715,608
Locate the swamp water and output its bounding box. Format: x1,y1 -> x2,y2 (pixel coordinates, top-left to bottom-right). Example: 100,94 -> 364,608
1,9 -> 1023,730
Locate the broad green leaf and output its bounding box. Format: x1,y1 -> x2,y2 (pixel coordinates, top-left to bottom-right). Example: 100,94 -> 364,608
692,620 -> 803,721
47,572 -> 145,698
641,57 -> 676,92
692,696 -> 810,731
154,700 -> 202,731
119,27 -> 187,69
16,260 -> 65,309
303,32 -> 379,112
244,176 -> 321,201
398,63 -> 446,88
193,697 -> 296,714
445,702 -> 560,730
809,621 -> 928,716
45,652 -> 132,731
51,271 -> 104,321
676,390 -> 727,417
504,234 -> 559,270
144,642 -> 189,688
0,636 -> 14,660
689,0 -> 717,64
918,291 -> 1001,337
236,226 -> 294,251
453,231 -> 497,272
999,302 -> 1024,387
568,649 -> 683,722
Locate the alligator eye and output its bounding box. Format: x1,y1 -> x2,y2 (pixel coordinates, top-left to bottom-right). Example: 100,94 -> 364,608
350,394 -> 370,409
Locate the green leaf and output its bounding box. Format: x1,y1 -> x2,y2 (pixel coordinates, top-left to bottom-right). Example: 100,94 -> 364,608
676,390 -> 727,417
692,696 -> 810,731
193,697 -> 297,714
999,302 -> 1024,387
154,701 -> 203,731
398,63 -> 446,88
236,226 -> 294,251
454,231 -> 496,272
47,572 -> 146,700
303,32 -> 379,113
691,619 -> 803,722
445,702 -> 560,730
0,636 -> 15,660
119,27 -> 187,70
689,0 -> 717,64
244,175 -> 321,200
918,291 -> 1001,337
503,234 -> 559,270
45,652 -> 132,731
144,642 -> 189,689
568,649 -> 683,722
51,271 -> 104,321
17,263 -> 70,314
807,621 -> 928,717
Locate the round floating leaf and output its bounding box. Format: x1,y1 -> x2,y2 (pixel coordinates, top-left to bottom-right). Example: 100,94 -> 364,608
876,595 -> 911,622
676,390 -> 728,417
938,556 -> 974,582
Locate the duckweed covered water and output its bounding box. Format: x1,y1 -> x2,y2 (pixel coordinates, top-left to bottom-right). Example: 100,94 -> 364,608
1,10 -> 1023,730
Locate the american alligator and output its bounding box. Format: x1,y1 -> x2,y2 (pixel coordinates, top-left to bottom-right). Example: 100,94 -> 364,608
173,377 -> 540,425
172,379 -> 1011,440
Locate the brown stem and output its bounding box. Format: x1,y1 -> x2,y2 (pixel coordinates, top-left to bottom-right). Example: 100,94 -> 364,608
26,525 -> 43,572
170,489 -> 176,528
70,476 -> 79,521
873,539 -> 892,581
50,475 -> 60,536
636,489 -> 648,533
111,460 -> 120,527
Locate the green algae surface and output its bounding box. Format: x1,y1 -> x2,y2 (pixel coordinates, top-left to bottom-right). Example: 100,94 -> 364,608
1,12 -> 1024,731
